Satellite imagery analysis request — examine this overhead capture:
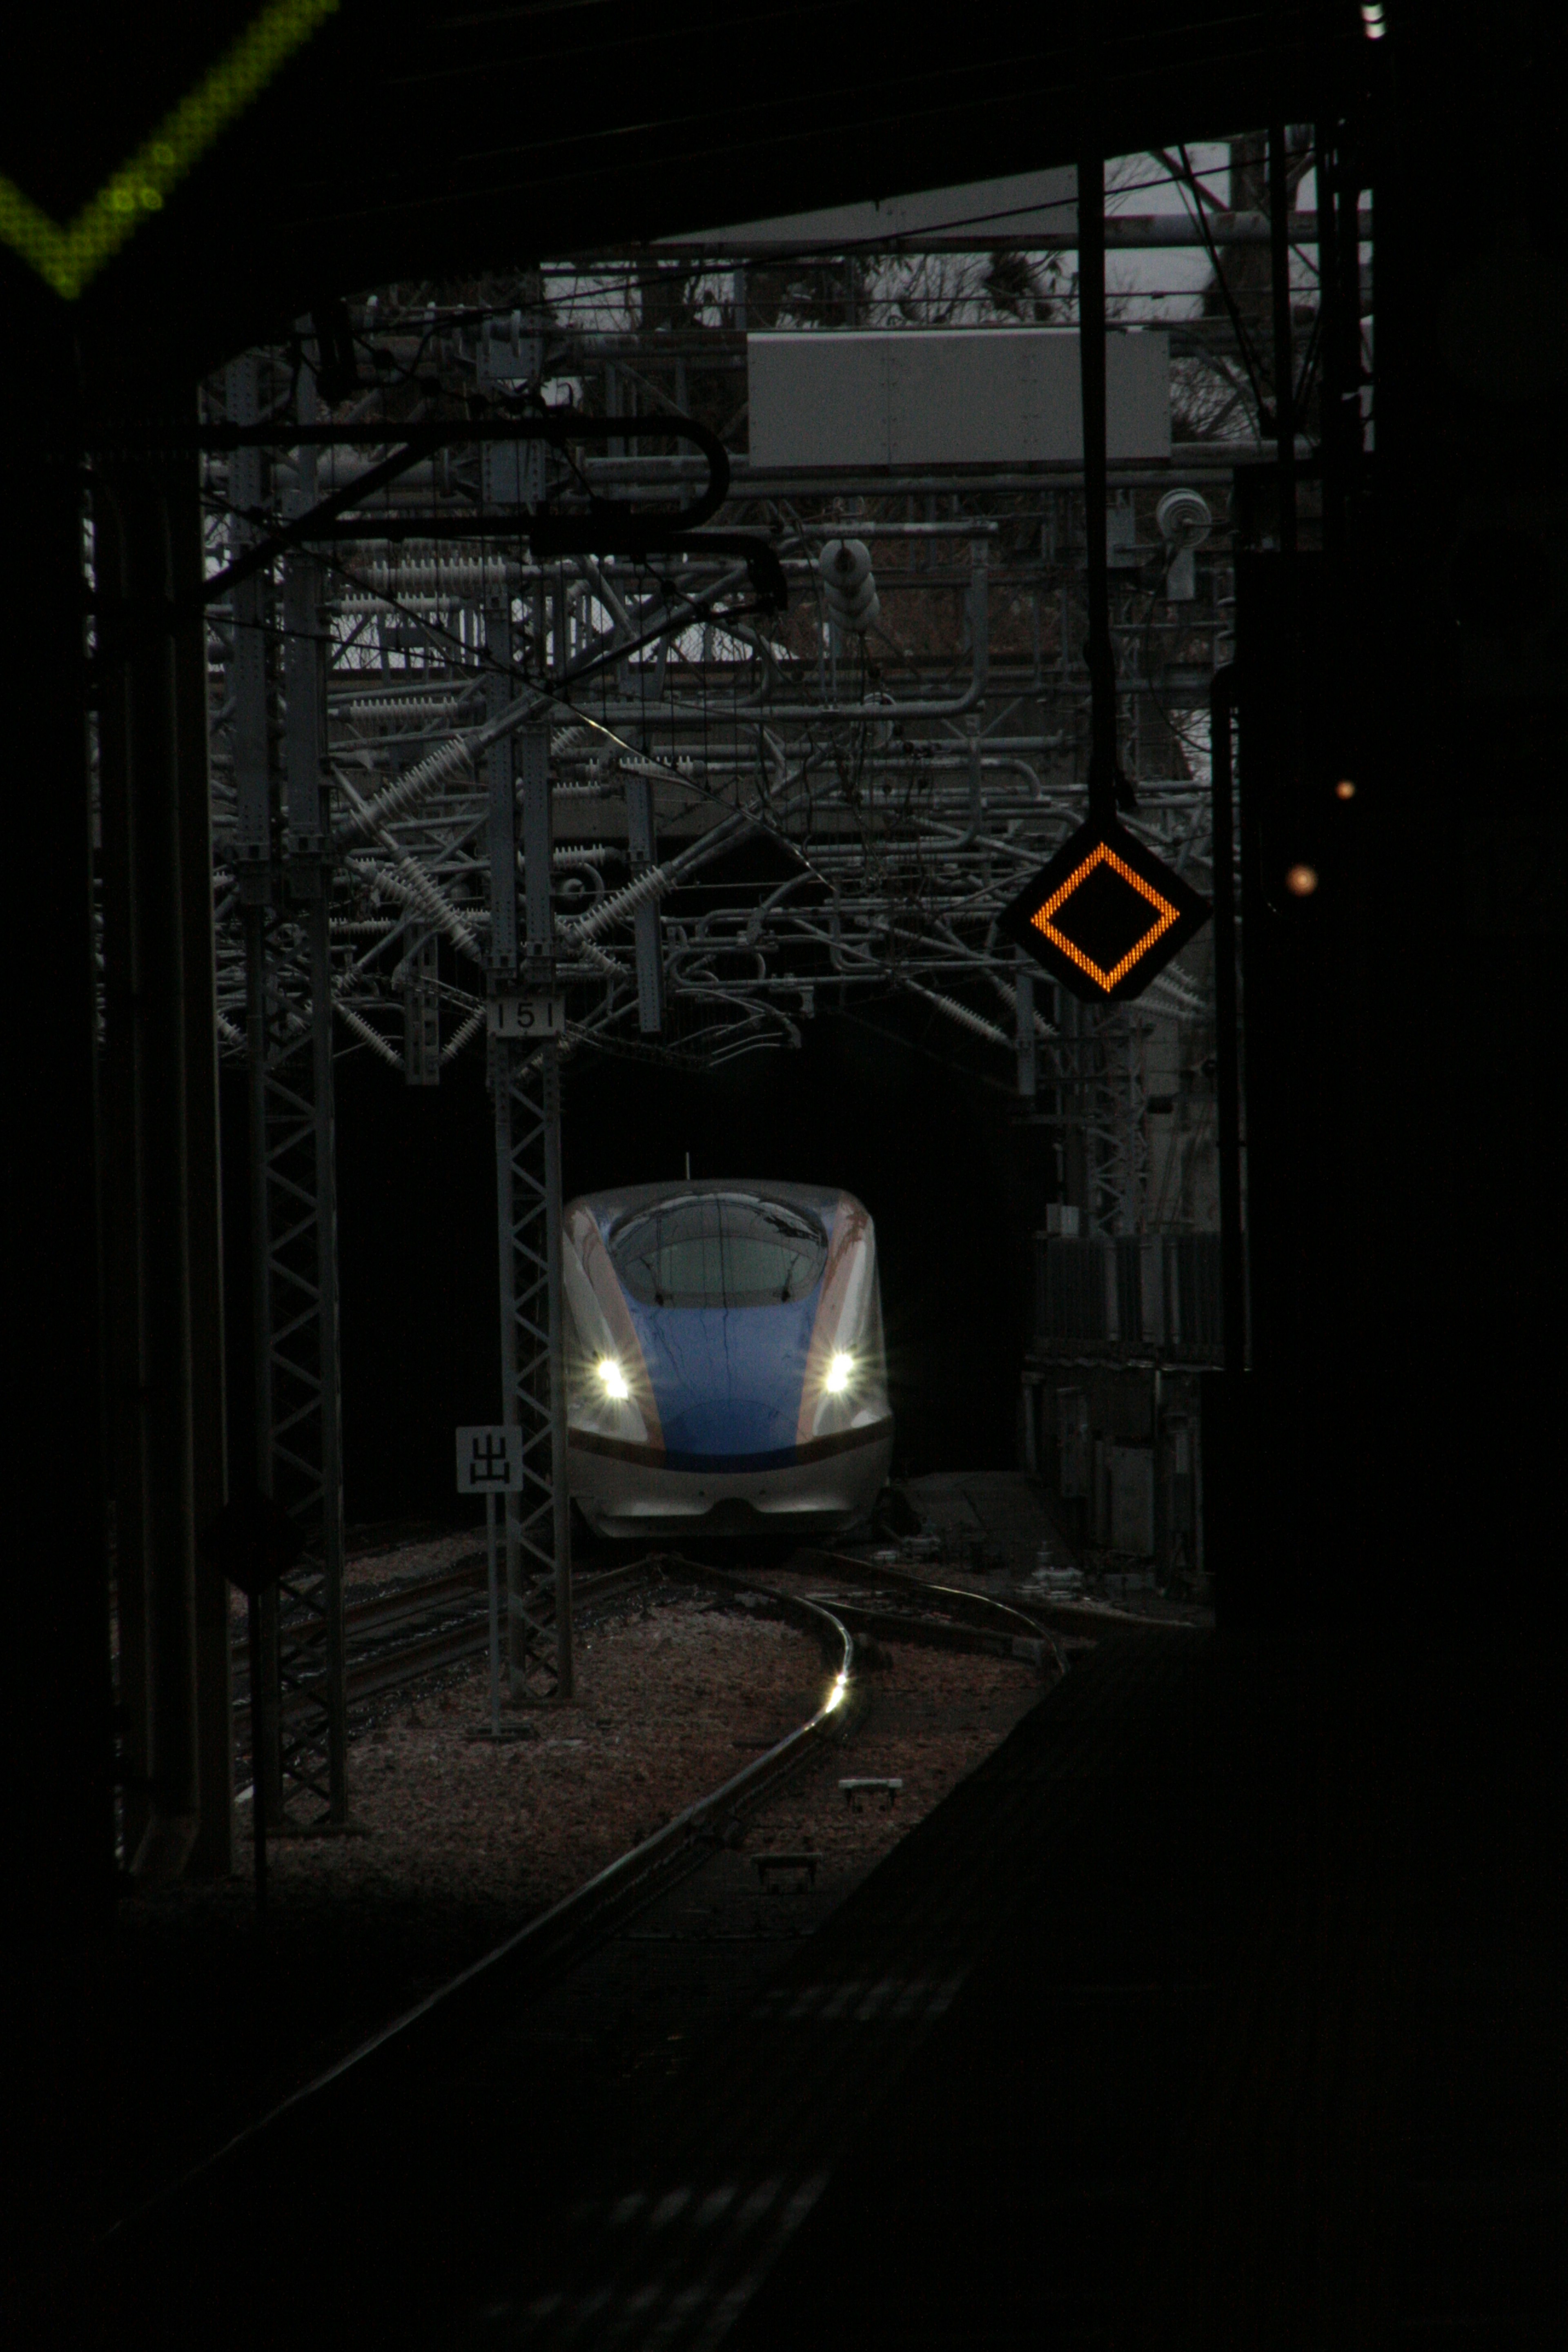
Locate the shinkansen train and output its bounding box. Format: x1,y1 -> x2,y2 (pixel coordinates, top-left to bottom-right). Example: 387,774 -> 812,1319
562,1180 -> 893,1539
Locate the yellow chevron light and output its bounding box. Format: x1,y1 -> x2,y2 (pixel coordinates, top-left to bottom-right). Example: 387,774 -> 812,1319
0,0 -> 339,301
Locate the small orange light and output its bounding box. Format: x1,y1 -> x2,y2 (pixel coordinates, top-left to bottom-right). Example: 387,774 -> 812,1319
1285,864 -> 1318,897
1334,779 -> 1356,800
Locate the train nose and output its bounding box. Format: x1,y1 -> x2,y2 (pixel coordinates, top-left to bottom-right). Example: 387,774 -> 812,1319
660,1392 -> 797,1458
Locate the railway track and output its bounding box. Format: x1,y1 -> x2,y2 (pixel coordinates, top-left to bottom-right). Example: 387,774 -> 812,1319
668,1546 -> 1068,1679
116,1571 -> 864,2247
233,1538 -> 1066,1755
112,1546 -> 1068,2261
231,1554 -> 660,1757
816,1545 -> 1066,1661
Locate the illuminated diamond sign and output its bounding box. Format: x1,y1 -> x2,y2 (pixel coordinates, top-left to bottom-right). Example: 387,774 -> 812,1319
998,817 -> 1210,1002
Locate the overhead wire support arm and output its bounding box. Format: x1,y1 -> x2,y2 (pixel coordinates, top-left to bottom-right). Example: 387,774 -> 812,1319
185,412 -> 742,600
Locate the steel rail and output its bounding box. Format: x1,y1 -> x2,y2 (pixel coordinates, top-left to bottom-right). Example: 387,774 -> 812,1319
753,1546 -> 1067,1676
230,1559 -> 658,1753
111,1562 -> 861,2246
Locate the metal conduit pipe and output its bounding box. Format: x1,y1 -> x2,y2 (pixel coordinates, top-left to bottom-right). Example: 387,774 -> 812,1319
274,455 -> 438,494
785,519 -> 1002,540
581,445 -> 1316,490
566,747 -> 1065,782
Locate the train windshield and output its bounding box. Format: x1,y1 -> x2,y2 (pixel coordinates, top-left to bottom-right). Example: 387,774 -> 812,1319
611,1195 -> 828,1308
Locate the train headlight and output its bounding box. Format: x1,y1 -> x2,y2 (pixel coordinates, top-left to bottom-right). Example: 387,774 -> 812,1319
825,1351 -> 853,1394
596,1357 -> 630,1400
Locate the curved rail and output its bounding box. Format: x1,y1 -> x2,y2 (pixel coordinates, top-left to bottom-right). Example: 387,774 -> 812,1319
753,1545 -> 1066,1679
808,1544 -> 1185,1644
230,1557 -> 659,1755
108,1563 -> 858,2237
824,1546 -> 1064,1642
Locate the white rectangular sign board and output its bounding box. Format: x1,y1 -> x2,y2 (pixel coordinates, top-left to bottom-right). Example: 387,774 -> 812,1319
748,328 -> 1170,468
455,1425 -> 524,1494
487,994 -> 566,1040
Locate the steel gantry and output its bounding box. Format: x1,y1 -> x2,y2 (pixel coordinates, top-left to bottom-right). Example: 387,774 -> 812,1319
190,225 -> 1276,1786
488,694 -> 574,1702
222,352 -> 348,1828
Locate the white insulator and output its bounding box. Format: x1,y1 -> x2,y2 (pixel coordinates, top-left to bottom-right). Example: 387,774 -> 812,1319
334,1003 -> 403,1069
569,858 -> 671,943
216,1011 -> 245,1050
567,935 -> 627,977
338,696 -> 478,725
439,1008 -> 485,1063
331,735 -> 474,849
1140,973 -> 1206,1018
349,556 -> 521,602
987,971 -> 1057,1038
906,982 -> 1010,1049
820,537 -> 871,590
1155,489 -> 1213,547
367,855 -> 483,962
820,538 -> 881,635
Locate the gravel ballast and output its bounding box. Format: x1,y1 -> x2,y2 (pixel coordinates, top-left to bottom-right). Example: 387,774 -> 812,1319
94,1561 -> 1045,2239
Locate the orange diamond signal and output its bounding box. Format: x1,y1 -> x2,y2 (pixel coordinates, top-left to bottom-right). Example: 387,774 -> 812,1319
999,817 -> 1210,1003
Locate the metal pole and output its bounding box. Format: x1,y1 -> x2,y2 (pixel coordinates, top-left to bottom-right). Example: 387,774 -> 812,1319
98,455 -> 201,1880
483,600 -> 527,1687
520,722 -> 573,1699
485,1488 -> 501,1737
287,393 -> 346,1819
247,1596 -> 268,1913
1269,125 -> 1298,558
543,1039 -> 573,1699
1015,958 -> 1037,1099
492,1046 -> 526,1695
307,892 -> 348,1823
244,907 -> 281,1829
1314,120 -> 1344,569
172,419 -> 234,1882
1076,69 -> 1120,830
231,353 -> 284,1829
1209,667 -> 1245,1377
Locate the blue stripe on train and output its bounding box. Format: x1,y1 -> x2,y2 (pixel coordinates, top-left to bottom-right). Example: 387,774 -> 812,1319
622,1294 -> 818,1458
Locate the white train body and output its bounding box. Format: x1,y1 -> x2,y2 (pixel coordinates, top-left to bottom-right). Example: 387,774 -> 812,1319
562,1180 -> 892,1540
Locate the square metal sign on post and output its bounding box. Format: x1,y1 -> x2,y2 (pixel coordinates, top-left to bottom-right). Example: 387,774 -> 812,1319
456,1425 -> 526,1738
455,1424 -> 524,1492
486,994 -> 566,1041
998,815 -> 1210,1004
